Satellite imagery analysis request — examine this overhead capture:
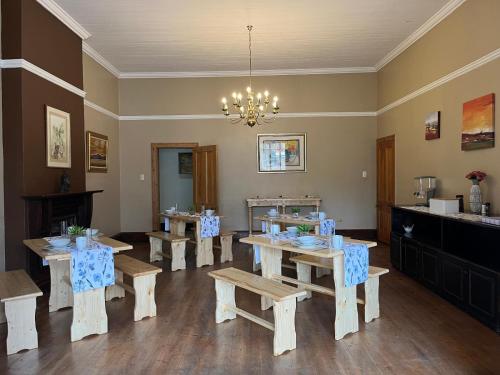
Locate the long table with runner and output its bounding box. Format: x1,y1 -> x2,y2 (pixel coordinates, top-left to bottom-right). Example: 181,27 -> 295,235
240,235 -> 377,340
160,212 -> 222,268
23,236 -> 132,342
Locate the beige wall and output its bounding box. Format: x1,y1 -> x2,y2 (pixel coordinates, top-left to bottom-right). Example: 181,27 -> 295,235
119,73 -> 378,231
378,0 -> 500,108
83,54 -> 121,235
377,0 -> 500,211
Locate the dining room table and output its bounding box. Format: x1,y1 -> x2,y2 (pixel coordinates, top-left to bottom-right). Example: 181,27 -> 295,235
23,236 -> 132,342
240,234 -> 377,340
159,212 -> 223,267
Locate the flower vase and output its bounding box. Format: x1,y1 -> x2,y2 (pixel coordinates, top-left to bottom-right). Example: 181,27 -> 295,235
469,180 -> 482,214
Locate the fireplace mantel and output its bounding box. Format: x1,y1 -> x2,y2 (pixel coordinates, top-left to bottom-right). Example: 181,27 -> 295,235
22,190 -> 103,200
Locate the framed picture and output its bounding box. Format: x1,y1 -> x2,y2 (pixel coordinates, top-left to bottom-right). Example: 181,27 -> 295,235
178,152 -> 193,174
46,106 -> 71,168
257,133 -> 307,173
87,131 -> 109,173
425,111 -> 440,140
462,93 -> 495,151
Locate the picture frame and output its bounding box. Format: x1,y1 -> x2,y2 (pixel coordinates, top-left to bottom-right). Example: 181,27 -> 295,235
425,111 -> 440,140
462,93 -> 495,151
46,105 -> 71,168
178,152 -> 193,174
257,133 -> 307,173
86,131 -> 109,173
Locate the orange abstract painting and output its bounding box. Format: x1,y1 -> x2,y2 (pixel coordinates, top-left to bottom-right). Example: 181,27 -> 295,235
462,93 -> 495,151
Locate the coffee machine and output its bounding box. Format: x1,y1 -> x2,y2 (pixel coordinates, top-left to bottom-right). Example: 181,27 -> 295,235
414,176 -> 436,206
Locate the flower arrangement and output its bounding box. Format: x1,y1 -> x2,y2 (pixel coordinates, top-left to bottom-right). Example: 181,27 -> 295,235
465,171 -> 487,182
68,225 -> 86,236
297,224 -> 312,235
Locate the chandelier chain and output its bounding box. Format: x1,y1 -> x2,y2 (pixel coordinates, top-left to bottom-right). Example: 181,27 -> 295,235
247,25 -> 253,88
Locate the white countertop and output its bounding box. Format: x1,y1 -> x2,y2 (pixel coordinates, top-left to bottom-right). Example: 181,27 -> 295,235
400,206 -> 484,223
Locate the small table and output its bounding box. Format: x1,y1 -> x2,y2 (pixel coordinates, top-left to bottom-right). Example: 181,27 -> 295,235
255,214 -> 323,235
240,235 -> 376,340
23,236 -> 132,342
246,197 -> 321,235
160,213 -> 223,268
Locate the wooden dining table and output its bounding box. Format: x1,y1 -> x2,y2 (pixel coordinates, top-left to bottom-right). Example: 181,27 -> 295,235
159,212 -> 223,268
23,236 -> 132,342
240,235 -> 377,340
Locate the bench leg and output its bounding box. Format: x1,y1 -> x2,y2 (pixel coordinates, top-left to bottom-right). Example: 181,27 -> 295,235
364,277 -> 380,323
49,259 -> 73,312
133,275 -> 157,321
5,298 -> 38,355
273,299 -> 297,356
71,287 -> 108,342
260,246 -> 282,311
333,254 -> 359,340
149,237 -> 163,263
316,267 -> 331,278
220,235 -> 233,263
296,263 -> 312,301
105,270 -> 125,301
171,242 -> 186,271
196,237 -> 214,268
214,279 -> 236,323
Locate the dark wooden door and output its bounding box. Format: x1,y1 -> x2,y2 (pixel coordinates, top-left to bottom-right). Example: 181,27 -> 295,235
377,135 -> 395,244
193,145 -> 218,212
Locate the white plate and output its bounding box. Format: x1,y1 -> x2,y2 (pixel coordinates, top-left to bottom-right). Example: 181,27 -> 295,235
291,240 -> 328,250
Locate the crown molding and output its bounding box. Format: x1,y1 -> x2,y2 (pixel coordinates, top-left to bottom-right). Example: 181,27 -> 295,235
83,42 -> 121,78
36,0 -> 91,40
119,112 -> 376,121
0,59 -> 86,98
84,100 -> 120,120
377,47 -> 500,115
118,67 -> 377,79
375,0 -> 466,71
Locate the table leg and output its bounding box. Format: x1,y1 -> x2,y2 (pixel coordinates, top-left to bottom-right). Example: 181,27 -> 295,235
195,222 -> 214,268
260,246 -> 282,310
48,259 -> 73,312
248,206 -> 253,235
71,287 -> 108,342
332,254 -> 359,340
171,220 -> 186,237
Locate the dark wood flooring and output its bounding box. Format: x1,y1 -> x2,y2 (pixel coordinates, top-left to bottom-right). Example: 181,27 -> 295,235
1,239 -> 499,374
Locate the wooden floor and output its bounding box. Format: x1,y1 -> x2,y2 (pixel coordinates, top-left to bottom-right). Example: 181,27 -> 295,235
1,238 -> 499,374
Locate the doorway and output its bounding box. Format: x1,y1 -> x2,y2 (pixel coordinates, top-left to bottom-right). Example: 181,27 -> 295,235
151,143 -> 218,231
376,135 -> 395,244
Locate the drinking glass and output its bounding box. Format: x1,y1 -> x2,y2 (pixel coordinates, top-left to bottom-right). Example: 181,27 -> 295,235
60,220 -> 68,238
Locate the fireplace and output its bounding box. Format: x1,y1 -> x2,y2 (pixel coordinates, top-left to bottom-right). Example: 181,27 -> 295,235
22,190 -> 102,287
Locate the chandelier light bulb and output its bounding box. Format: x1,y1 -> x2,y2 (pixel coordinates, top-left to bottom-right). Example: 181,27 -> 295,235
257,93 -> 262,99
237,93 -> 242,100
273,96 -> 278,102
240,106 -> 245,112
259,105 -> 264,111
221,97 -> 227,104
246,86 -> 252,93
264,90 -> 269,97
232,92 -> 237,99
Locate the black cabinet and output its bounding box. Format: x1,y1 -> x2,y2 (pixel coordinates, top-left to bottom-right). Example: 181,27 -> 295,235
391,207 -> 500,333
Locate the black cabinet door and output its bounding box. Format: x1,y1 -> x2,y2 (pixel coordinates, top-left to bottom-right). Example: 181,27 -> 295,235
390,233 -> 402,270
467,264 -> 497,322
421,246 -> 440,291
402,241 -> 421,279
441,253 -> 468,306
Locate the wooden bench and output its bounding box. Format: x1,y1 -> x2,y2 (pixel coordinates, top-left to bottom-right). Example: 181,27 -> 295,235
108,255 -> 162,321
289,254 -> 389,323
208,267 -> 306,356
146,231 -> 189,271
0,270 -> 42,355
219,231 -> 236,263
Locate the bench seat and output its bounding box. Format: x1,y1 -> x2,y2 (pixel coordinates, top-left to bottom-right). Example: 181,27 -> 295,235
107,255 -> 162,321
0,270 -> 42,355
208,267 -> 305,356
146,231 -> 189,270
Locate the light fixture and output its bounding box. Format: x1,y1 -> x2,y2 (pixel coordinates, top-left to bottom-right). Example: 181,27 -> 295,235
220,25 -> 280,127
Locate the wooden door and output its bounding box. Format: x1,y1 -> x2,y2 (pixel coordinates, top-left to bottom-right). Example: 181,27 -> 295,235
193,145 -> 218,212
376,135 -> 395,244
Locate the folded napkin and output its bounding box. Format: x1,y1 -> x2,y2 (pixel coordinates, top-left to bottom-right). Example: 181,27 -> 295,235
71,241 -> 115,293
164,217 -> 170,232
343,243 -> 368,287
320,219 -> 335,236
200,215 -> 220,239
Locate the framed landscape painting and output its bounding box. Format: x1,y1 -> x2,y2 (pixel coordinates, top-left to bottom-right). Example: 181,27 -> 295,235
87,131 -> 108,172
257,133 -> 306,173
46,106 -> 71,168
462,93 -> 495,151
425,111 -> 440,140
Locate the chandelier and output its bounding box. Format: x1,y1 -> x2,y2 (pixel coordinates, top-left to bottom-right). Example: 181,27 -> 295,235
221,25 -> 280,127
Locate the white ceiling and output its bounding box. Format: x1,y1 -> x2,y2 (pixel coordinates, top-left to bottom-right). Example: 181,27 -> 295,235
54,0 -> 451,74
